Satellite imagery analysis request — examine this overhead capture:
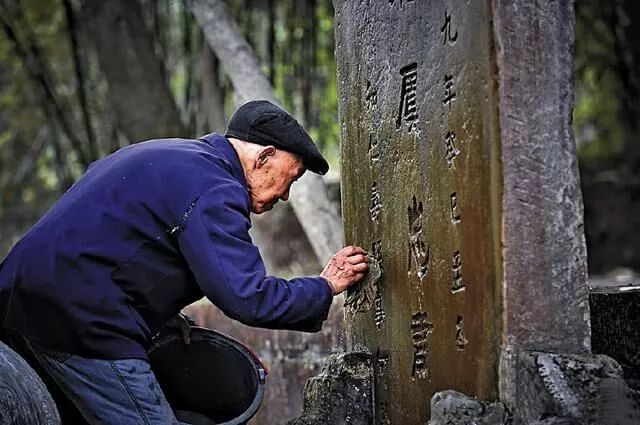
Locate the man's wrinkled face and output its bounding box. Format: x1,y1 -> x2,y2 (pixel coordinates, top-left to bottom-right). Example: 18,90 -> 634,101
246,146 -> 305,214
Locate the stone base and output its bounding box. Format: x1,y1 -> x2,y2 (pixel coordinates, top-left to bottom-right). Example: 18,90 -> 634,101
286,352 -> 373,425
515,352 -> 640,424
428,390 -> 508,425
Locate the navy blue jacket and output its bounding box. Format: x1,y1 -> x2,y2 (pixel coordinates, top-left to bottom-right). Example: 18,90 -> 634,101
0,134 -> 333,359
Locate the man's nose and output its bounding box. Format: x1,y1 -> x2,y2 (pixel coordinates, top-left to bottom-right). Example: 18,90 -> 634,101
281,189 -> 290,201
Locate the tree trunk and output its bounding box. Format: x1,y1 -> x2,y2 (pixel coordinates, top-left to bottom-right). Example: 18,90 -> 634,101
200,44 -> 226,133
189,0 -> 343,265
82,0 -> 187,142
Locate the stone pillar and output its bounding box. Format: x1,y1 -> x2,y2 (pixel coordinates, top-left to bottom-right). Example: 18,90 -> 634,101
334,0 -> 590,422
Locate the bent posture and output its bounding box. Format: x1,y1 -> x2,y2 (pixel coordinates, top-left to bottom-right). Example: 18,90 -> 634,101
0,100 -> 368,424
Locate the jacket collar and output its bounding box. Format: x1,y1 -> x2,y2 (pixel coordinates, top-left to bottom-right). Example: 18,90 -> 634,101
198,133 -> 248,189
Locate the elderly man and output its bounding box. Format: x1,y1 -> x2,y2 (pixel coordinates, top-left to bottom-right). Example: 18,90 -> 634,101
0,100 -> 368,424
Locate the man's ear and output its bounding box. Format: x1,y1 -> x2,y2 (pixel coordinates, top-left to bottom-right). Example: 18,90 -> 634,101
256,146 -> 277,168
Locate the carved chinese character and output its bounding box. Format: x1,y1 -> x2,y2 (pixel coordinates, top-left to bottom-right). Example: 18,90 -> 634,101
379,402 -> 391,425
452,250 -> 465,293
408,196 -> 429,279
443,74 -> 456,107
345,241 -> 383,316
375,349 -> 389,376
374,291 -> 386,329
368,133 -> 380,165
370,182 -> 382,223
411,311 -> 434,379
365,80 -> 377,108
396,63 -> 418,131
456,315 -> 469,351
372,239 -> 383,262
450,192 -> 461,223
441,10 -> 459,45
445,131 -> 460,167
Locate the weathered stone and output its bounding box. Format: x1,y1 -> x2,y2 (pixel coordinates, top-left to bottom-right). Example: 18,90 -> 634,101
334,0 -> 590,421
494,0 -> 591,404
344,256 -> 383,318
336,2 -> 503,421
286,352 -> 373,425
429,390 -> 508,425
0,341 -> 60,425
589,283 -> 640,390
515,352 -> 640,424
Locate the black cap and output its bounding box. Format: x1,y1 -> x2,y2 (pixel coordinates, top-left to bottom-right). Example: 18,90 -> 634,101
225,100 -> 329,175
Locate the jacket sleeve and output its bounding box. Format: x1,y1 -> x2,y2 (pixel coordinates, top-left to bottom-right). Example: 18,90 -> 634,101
177,183 -> 333,332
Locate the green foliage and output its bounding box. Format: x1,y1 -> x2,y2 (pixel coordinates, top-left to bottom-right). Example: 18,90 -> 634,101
228,0 -> 340,168
574,0 -> 640,173
0,0 -> 342,253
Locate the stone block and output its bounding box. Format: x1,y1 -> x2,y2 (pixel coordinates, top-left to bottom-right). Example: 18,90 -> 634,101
515,352 -> 640,424
334,0 -> 590,421
429,390 -> 508,425
286,352 -> 373,425
589,284 -> 640,390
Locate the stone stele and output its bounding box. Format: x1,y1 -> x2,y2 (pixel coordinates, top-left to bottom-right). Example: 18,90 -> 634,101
335,0 -> 590,422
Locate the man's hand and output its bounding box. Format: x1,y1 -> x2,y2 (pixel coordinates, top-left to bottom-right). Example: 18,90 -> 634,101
321,246 -> 369,295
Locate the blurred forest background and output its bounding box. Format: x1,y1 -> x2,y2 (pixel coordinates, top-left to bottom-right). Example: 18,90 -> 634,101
0,0 -> 638,423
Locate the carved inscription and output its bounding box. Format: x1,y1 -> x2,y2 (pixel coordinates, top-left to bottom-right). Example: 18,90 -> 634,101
345,240 -> 383,316
368,133 -> 380,164
408,196 -> 429,279
455,315 -> 469,351
370,182 -> 382,223
365,80 -> 377,108
445,131 -> 460,168
371,239 -> 386,329
375,349 -> 391,424
441,10 -> 459,45
450,192 -> 461,223
372,239 -> 383,263
443,74 -> 456,107
396,63 -> 418,131
376,349 -> 390,376
411,312 -> 434,379
452,251 -> 465,293
379,402 -> 391,425
374,291 -> 386,329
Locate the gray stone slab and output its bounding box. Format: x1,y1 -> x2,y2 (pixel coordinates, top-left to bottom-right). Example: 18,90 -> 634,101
335,0 -> 590,421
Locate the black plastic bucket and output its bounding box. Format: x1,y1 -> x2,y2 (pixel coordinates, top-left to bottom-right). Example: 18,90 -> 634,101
148,327 -> 267,425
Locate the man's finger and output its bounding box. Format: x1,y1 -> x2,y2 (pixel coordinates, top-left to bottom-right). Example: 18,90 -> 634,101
352,262 -> 368,272
347,254 -> 368,265
342,245 -> 365,256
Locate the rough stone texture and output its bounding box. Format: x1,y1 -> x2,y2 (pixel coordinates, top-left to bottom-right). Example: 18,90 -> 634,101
429,390 -> 508,425
286,352 -> 373,425
494,0 -> 591,404
335,1 -> 501,421
344,256 -> 382,317
335,0 -> 591,421
515,352 -> 640,425
0,341 -> 60,425
589,284 -> 640,390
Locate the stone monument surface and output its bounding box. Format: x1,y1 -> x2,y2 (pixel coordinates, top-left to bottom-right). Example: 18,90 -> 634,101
335,0 -> 590,422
